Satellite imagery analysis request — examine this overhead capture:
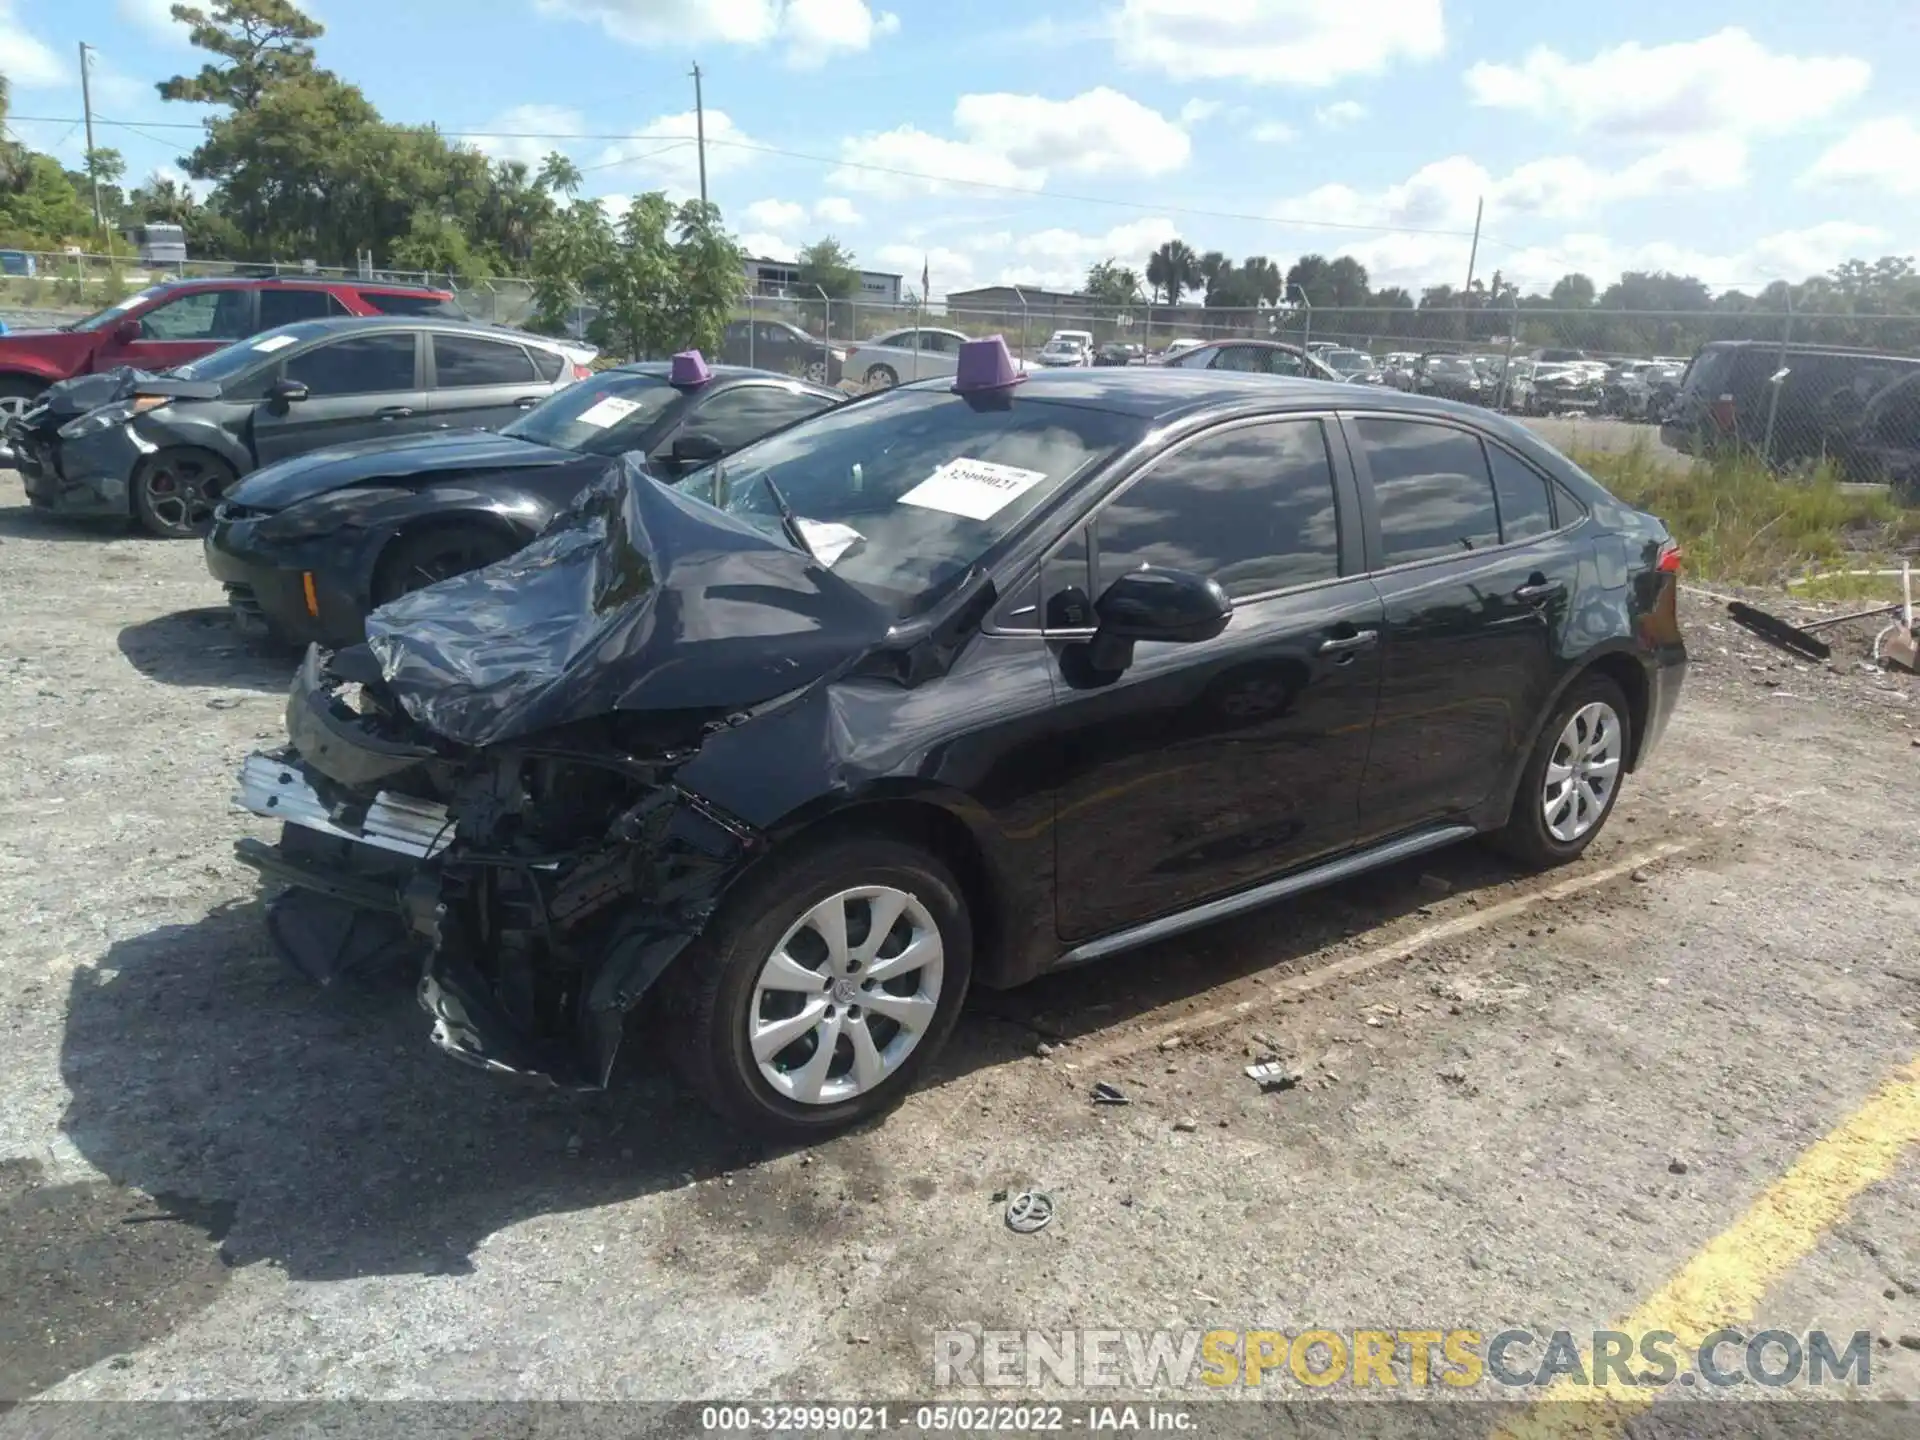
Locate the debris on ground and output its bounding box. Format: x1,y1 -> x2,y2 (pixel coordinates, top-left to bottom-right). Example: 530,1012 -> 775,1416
1669,1157 -> 1689,1175
1173,1118 -> 1199,1133
1245,1061 -> 1303,1092
1158,1036 -> 1182,1052
1090,1082 -> 1130,1106
1005,1190 -> 1054,1234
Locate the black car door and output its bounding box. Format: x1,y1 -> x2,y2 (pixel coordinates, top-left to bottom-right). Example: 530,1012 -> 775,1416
250,331 -> 432,464
1345,414 -> 1583,837
426,332 -> 554,430
1047,415 -> 1384,942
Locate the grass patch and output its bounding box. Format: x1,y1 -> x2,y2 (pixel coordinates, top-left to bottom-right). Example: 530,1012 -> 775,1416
1575,442 -> 1920,589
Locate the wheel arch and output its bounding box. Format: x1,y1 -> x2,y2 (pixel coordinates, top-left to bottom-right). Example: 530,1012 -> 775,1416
1482,644 -> 1655,833
368,504 -> 532,603
131,442 -> 243,520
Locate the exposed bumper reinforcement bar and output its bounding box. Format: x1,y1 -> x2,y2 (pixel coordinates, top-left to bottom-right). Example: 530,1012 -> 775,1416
232,751 -> 452,860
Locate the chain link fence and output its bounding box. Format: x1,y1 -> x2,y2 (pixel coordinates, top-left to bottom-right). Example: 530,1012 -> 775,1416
0,250 -> 539,329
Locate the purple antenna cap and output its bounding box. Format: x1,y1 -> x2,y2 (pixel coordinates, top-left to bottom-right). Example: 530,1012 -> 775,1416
669,349 -> 712,387
952,335 -> 1026,394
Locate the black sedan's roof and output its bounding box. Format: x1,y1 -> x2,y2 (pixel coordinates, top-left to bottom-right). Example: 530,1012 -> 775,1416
608,361 -> 843,402
902,365 -> 1431,422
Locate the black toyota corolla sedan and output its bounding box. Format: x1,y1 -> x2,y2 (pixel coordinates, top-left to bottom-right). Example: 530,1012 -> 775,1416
203,357 -> 843,645
229,343 -> 1685,1139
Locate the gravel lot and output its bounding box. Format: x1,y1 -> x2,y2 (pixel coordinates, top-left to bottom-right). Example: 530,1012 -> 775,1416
1,468 -> 1917,1429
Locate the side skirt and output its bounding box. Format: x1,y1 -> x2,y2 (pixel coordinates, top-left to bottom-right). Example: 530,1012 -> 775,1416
1053,824 -> 1477,968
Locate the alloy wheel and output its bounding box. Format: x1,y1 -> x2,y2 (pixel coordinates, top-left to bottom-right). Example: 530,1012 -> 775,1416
748,885 -> 944,1106
1542,701 -> 1621,843
864,365 -> 896,390
140,456 -> 222,535
0,394 -> 33,423
804,360 -> 829,383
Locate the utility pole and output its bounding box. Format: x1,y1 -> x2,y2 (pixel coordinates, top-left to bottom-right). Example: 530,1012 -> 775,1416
1462,195 -> 1484,296
689,61 -> 708,206
78,42 -> 103,230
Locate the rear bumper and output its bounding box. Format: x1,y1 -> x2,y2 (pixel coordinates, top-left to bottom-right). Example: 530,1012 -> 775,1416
1639,645 -> 1686,768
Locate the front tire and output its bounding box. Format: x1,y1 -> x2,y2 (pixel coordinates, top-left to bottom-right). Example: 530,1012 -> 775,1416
132,448 -> 235,537
864,364 -> 898,390
1492,674 -> 1631,869
372,523 -> 519,607
668,834 -> 973,1139
0,375 -> 47,427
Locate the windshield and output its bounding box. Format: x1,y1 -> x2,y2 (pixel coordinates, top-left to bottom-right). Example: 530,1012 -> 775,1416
503,371 -> 681,455
67,286 -> 166,333
1323,349 -> 1371,374
1426,356 -> 1473,374
172,321 -> 333,383
672,388 -> 1143,615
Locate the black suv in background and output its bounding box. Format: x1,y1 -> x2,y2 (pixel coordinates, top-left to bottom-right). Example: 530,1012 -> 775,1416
1663,340 -> 1920,475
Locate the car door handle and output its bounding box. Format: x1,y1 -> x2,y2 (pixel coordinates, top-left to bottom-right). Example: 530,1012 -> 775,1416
375,406 -> 414,420
514,396 -> 541,408
1315,629 -> 1379,655
1514,579 -> 1565,603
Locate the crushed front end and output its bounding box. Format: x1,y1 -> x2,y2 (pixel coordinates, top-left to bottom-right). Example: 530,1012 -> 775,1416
234,644 -> 762,1087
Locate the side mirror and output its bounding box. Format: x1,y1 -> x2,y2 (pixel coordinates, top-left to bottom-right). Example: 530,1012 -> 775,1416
1087,566 -> 1232,672
111,319 -> 140,345
268,378 -> 309,407
669,432 -> 725,465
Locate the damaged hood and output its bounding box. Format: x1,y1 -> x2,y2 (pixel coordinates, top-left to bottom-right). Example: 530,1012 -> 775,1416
364,455 -> 895,747
227,429 -> 585,512
41,365 -> 221,419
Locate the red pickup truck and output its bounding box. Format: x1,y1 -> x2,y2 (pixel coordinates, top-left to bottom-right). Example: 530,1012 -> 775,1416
0,275 -> 465,425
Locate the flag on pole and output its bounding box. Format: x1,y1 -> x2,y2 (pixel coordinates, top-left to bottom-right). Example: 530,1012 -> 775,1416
921,255 -> 930,303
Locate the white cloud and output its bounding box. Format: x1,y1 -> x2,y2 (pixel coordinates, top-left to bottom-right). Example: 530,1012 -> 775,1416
875,243 -> 978,300
471,104 -> 589,171
1111,0 -> 1445,87
1465,28 -> 1870,139
1803,117 -> 1920,196
117,0 -> 192,44
1252,121 -> 1299,144
1315,100 -> 1367,128
535,0 -> 897,66
813,195 -> 862,225
1004,216 -> 1181,290
954,87 -> 1190,176
744,198 -> 810,230
0,1 -> 68,87
1179,98 -> 1223,125
833,127 -> 1044,196
1264,151 -> 1884,293
740,231 -> 798,260
834,86 -> 1189,195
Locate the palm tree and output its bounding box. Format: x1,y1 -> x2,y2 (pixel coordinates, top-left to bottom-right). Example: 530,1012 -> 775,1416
537,151 -> 584,197
1196,249 -> 1228,291
1240,255 -> 1283,306
1147,239 -> 1199,307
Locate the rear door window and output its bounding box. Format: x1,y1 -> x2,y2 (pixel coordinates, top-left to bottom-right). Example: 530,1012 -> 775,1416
1093,419 -> 1342,599
433,334 -> 538,387
257,288 -> 334,329
528,346 -> 567,382
1356,418 -> 1500,566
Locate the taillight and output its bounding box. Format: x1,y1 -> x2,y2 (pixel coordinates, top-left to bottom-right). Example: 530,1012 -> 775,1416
571,362 -> 592,380
1709,393 -> 1735,432
1657,541 -> 1683,574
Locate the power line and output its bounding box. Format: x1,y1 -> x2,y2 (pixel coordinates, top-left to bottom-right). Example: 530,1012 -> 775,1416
8,111 -> 1485,240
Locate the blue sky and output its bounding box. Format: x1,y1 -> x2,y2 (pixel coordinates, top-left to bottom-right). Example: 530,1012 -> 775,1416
6,0 -> 1918,300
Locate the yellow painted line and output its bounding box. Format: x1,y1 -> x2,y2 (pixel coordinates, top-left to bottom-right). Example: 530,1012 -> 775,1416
1072,839 -> 1696,1068
1492,1055 -> 1920,1439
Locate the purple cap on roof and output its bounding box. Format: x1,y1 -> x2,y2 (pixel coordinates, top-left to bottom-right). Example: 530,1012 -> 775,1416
668,349 -> 712,388
952,335 -> 1026,395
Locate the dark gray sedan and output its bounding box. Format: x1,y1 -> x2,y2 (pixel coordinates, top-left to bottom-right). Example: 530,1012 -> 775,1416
8,317 -> 587,537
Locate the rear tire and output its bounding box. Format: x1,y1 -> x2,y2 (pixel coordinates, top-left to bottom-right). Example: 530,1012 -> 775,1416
371,523 -> 519,607
666,834 -> 973,1139
1491,673 -> 1632,870
864,364 -> 898,390
0,375 -> 47,426
132,448 -> 235,538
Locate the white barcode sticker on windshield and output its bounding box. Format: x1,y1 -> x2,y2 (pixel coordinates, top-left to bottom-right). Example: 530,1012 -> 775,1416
898,457 -> 1049,521
574,394 -> 643,428
253,334 -> 299,353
